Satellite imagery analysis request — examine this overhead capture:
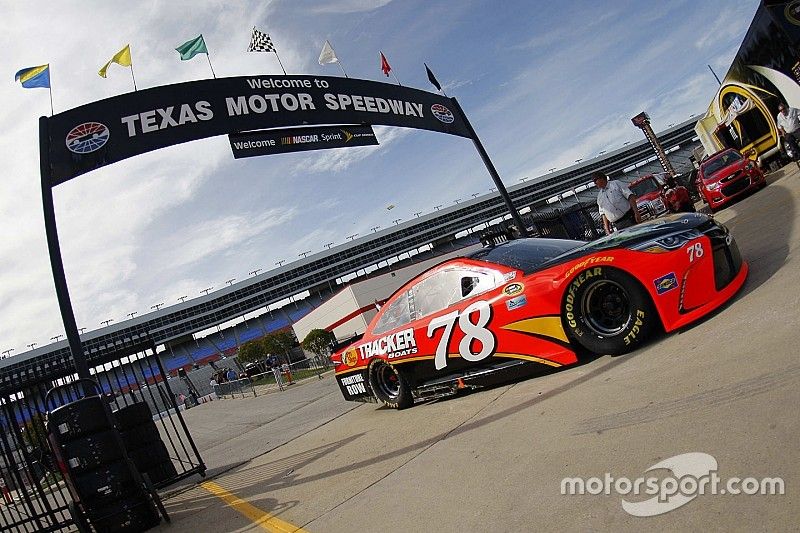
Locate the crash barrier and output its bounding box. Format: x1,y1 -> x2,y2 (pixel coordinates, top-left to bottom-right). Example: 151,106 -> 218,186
0,350 -> 205,532
213,355 -> 333,399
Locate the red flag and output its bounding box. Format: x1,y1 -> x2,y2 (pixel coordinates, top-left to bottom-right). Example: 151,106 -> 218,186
380,51 -> 391,77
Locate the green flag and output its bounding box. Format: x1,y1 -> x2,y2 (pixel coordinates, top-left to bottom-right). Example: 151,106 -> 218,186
176,34 -> 208,61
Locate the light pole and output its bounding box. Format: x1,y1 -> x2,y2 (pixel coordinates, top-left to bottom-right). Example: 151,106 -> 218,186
27,343 -> 37,350
520,177 -> 530,182
249,269 -> 262,277
51,334 -> 63,342
1,349 -> 13,358
151,303 -> 164,311
324,242 -> 334,249
78,328 -> 86,334
275,260 -> 286,267
414,211 -> 422,218
489,187 -> 496,192
226,278 -> 236,286
548,168 -> 556,172
298,250 -> 311,258
177,295 -> 188,303
370,226 -> 380,233
200,287 -> 213,296
434,204 -> 442,211
453,199 -> 462,204
347,233 -> 358,241
101,319 -> 113,327
127,312 -> 137,319
471,193 -> 479,198
575,159 -> 582,163
393,218 -> 402,225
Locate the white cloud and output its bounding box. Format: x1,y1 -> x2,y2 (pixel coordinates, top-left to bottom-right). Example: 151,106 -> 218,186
310,0 -> 393,14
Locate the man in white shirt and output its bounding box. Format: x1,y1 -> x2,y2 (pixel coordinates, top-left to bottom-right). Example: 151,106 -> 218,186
777,102 -> 800,157
594,171 -> 641,235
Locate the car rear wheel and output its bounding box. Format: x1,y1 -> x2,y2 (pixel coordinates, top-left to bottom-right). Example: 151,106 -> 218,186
563,267 -> 658,355
368,360 -> 413,409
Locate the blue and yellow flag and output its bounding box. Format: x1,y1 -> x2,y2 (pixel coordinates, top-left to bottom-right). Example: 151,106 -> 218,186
14,64 -> 50,89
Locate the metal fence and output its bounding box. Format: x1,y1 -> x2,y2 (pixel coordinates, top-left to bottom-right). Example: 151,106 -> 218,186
212,355 -> 333,399
0,347 -> 205,532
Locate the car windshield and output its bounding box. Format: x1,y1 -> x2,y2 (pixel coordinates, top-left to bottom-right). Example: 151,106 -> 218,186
630,177 -> 660,196
702,151 -> 742,177
468,239 -> 583,274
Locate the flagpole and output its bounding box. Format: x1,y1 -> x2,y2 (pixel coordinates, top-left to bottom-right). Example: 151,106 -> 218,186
337,62 -> 348,78
48,86 -> 54,116
274,52 -> 288,75
391,71 -> 402,86
206,54 -> 217,78
129,65 -> 138,91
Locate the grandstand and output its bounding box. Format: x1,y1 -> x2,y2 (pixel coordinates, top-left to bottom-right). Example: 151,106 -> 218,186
0,119 -> 700,394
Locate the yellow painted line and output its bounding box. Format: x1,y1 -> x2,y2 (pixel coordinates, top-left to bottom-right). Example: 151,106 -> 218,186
201,481 -> 308,533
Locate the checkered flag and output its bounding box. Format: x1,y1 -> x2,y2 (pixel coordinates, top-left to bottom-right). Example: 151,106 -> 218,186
247,27 -> 287,74
248,27 -> 275,53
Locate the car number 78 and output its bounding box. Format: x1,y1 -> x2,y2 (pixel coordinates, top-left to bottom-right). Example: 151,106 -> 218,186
686,242 -> 704,262
427,300 -> 496,370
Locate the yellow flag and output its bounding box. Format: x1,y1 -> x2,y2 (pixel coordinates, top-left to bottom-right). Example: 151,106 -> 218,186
99,44 -> 132,78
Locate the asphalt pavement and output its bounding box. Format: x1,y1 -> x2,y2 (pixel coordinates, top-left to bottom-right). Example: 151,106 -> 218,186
154,165 -> 800,532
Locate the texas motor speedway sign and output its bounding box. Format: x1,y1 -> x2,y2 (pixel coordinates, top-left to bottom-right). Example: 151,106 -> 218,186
42,75 -> 471,185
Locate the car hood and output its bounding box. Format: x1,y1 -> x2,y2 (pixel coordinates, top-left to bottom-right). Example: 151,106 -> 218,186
541,213 -> 713,267
704,161 -> 745,184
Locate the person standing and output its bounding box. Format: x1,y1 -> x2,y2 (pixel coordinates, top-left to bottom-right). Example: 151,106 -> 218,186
593,171 -> 641,235
777,102 -> 800,156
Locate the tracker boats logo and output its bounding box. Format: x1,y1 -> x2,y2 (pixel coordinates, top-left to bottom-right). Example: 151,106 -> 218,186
431,103 -> 454,123
66,122 -> 110,154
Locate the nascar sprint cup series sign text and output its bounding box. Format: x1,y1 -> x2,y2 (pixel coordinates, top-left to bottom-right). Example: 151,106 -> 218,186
228,124 -> 378,158
42,75 -> 470,185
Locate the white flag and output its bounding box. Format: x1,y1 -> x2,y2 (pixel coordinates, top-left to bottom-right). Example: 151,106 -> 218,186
318,40 -> 339,65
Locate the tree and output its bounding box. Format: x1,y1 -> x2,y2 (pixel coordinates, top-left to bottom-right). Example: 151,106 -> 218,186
263,330 -> 297,363
237,339 -> 266,365
302,329 -> 336,357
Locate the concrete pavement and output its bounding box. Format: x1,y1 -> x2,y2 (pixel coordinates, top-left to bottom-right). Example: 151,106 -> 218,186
154,165 -> 800,532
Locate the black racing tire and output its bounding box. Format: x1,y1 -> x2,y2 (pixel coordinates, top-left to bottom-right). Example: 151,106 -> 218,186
368,360 -> 413,409
562,267 -> 658,355
113,402 -> 153,431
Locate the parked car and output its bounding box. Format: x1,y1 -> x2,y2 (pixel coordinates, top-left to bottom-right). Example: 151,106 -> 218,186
696,149 -> 766,212
629,173 -> 694,221
332,213 -> 747,409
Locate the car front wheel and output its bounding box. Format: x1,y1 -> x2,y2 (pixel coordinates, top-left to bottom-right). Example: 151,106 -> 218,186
563,267 -> 658,355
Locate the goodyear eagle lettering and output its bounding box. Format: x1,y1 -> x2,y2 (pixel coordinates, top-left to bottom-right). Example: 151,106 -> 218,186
358,328 -> 418,359
565,267 -> 603,328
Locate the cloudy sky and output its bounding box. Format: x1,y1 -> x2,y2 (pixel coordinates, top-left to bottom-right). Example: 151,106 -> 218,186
1,0 -> 758,354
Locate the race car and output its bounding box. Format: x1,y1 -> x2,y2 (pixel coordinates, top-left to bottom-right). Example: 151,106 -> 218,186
332,213 -> 747,409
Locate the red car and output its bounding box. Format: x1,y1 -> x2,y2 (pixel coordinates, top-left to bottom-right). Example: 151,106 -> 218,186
332,213 -> 747,409
630,173 -> 694,220
696,149 -> 766,212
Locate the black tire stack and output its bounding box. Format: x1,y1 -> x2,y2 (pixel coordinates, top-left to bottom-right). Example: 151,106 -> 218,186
48,396 -> 160,532
114,402 -> 178,486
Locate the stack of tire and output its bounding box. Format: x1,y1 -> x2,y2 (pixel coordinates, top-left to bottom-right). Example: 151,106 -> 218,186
113,402 -> 178,486
48,396 -> 160,532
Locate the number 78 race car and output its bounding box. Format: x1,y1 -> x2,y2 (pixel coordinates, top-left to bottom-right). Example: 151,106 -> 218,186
331,213 -> 747,409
